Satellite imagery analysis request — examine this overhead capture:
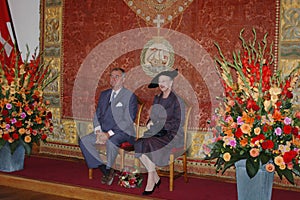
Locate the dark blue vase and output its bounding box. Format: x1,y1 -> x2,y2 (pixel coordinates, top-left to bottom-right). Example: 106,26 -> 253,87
0,142 -> 25,172
235,159 -> 274,200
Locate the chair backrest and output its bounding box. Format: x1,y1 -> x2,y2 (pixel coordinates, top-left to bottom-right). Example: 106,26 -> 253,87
135,98 -> 145,139
183,102 -> 192,151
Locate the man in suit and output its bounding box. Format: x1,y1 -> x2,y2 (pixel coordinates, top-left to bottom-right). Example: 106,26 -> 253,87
79,68 -> 137,185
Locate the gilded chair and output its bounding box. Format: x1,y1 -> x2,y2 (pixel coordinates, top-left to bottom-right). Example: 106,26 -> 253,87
157,103 -> 192,191
88,98 -> 144,179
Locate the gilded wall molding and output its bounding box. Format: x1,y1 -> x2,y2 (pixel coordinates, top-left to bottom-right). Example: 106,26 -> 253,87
278,0 -> 300,110
40,0 -> 81,153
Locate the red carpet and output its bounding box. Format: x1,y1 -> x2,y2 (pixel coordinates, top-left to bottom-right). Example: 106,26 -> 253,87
1,156 -> 300,200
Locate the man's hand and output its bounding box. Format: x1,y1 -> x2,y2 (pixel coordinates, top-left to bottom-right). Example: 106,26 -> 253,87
95,131 -> 109,144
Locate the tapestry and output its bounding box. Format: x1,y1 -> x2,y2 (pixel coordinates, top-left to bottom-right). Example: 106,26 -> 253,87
61,0 -> 277,129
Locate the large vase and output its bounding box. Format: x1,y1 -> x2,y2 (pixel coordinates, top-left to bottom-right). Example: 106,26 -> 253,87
235,159 -> 274,200
0,142 -> 25,172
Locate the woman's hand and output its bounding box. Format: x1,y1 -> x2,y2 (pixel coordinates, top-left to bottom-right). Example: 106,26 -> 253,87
146,120 -> 154,130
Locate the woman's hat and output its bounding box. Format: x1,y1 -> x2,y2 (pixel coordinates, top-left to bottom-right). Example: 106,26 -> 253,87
148,69 -> 178,88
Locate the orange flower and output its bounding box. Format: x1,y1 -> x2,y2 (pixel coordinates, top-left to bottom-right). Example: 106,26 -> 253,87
273,109 -> 283,121
293,138 -> 300,146
33,90 -> 40,96
18,128 -> 26,135
225,105 -> 231,113
223,152 -> 231,161
274,156 -> 284,166
279,164 -> 286,170
242,111 -> 255,125
265,163 -> 275,172
287,162 -> 294,170
240,123 -> 251,134
249,148 -> 260,157
24,135 -> 32,143
26,109 -> 33,115
240,138 -> 248,147
16,101 -> 22,107
254,127 -> 261,135
223,128 -> 234,137
34,116 -> 42,124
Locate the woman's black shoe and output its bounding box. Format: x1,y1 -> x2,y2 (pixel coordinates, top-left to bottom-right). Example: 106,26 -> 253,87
142,184 -> 157,196
142,186 -> 156,195
142,179 -> 161,196
155,179 -> 161,188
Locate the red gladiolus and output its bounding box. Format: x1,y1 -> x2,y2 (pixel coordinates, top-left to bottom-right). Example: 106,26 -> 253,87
247,99 -> 260,111
242,56 -> 248,65
283,151 -> 297,163
261,140 -> 274,150
24,106 -> 30,111
283,125 -> 292,134
285,91 -> 293,99
251,134 -> 266,144
12,133 -> 19,139
249,76 -> 255,86
46,112 -> 52,119
27,81 -> 34,89
29,104 -> 34,110
252,104 -> 260,111
235,128 -> 243,138
41,134 -> 47,140
296,111 -> 300,119
263,125 -> 269,132
2,109 -> 9,116
275,101 -> 282,108
242,67 -> 247,75
285,79 -> 291,87
291,127 -> 299,136
6,75 -> 14,85
32,130 -> 38,136
3,133 -> 10,141
32,95 -> 39,101
237,97 -> 243,104
15,121 -> 22,128
5,117 -> 10,123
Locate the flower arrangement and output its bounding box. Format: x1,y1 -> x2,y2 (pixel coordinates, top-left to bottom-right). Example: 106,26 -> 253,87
118,169 -> 143,188
0,46 -> 58,155
204,29 -> 300,184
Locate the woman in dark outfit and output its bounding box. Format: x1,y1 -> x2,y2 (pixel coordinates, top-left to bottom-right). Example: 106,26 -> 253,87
134,69 -> 185,195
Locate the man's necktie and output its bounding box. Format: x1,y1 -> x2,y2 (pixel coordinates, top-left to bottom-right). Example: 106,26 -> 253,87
110,91 -> 116,102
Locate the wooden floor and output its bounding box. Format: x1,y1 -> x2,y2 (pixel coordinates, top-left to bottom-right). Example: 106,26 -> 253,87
0,185 -> 77,200
0,173 -> 150,200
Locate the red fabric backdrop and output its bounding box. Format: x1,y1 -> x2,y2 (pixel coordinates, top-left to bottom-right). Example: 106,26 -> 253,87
62,0 -> 277,129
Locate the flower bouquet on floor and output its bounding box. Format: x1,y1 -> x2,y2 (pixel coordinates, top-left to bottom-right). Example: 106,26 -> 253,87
118,168 -> 143,188
204,29 -> 300,185
0,46 -> 58,156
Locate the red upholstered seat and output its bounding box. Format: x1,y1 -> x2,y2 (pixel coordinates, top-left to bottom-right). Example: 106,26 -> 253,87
119,141 -> 134,151
171,147 -> 184,154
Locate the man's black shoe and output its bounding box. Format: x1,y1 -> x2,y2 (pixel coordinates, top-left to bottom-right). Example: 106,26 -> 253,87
101,175 -> 107,184
106,169 -> 115,185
